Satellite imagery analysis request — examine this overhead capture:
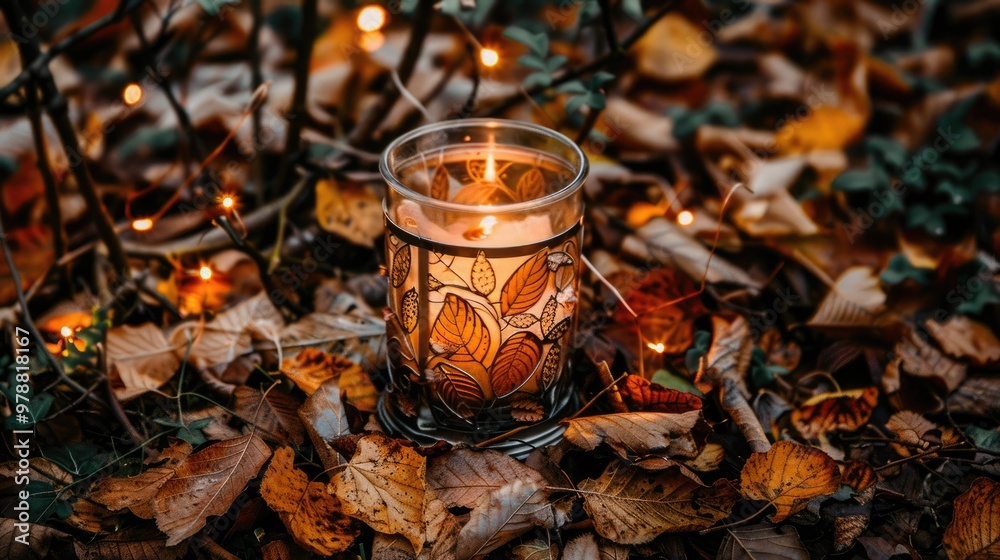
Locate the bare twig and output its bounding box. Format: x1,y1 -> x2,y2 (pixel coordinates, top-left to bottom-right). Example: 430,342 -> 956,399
23,74 -> 66,267
274,0 -> 318,193
348,0 -> 436,147
0,1 -> 130,278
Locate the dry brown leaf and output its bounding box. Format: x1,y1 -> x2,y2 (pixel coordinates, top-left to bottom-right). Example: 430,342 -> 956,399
261,446 -> 358,555
427,448 -> 547,509
153,434 -> 271,546
89,441 -> 193,519
0,518 -> 67,560
790,387 -> 878,439
895,331 -> 967,393
340,362 -> 379,412
331,433 -> 427,553
299,377 -> 351,470
944,477 -> 1000,559
562,533 -> 599,560
758,329 -> 802,371
372,533 -> 417,559
807,267 -> 887,327
635,14 -> 717,81
106,323 -> 180,401
925,316 -> 1000,366
580,462 -> 737,544
740,440 -> 841,522
733,157 -> 821,237
72,525 -> 186,560
511,539 -> 559,560
170,293 -> 283,370
701,315 -> 754,394
623,218 -> 759,289
316,178 -> 383,248
614,268 -> 707,356
886,411 -> 960,458
455,479 -> 554,560
232,386 -> 305,445
717,524 -> 808,560
281,347 -> 358,395
596,99 -> 679,153
562,410 -> 709,460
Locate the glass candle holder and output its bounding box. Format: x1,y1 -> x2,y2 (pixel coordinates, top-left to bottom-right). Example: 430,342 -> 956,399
379,119 -> 588,454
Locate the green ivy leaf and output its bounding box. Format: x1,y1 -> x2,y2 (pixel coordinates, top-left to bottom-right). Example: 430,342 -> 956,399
749,347 -> 787,389
556,81 -> 588,95
650,369 -> 704,397
622,0 -> 644,20
966,40 -> 1000,69
967,425 -> 1000,454
503,26 -> 548,57
937,180 -> 975,205
523,71 -> 552,90
880,254 -> 931,286
546,55 -> 568,73
832,166 -> 891,193
865,137 -> 907,170
518,53 -> 548,71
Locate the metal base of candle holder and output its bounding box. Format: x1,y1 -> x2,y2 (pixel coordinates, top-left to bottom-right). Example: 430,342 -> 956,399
377,389 -> 580,459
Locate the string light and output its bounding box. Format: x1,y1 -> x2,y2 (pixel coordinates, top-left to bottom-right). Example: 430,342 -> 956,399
359,31 -> 385,52
199,266 -> 213,280
647,342 -> 666,353
132,218 -> 153,231
123,83 -> 143,106
60,326 -> 73,338
677,210 -> 694,226
221,195 -> 235,209
480,48 -> 500,67
357,5 -> 387,32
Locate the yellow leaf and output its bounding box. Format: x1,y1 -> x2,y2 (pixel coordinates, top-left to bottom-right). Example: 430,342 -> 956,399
635,14 -> 717,81
315,178 -> 383,248
339,362 -> 378,412
944,477 -> 1000,559
740,440 -> 840,522
775,106 -> 865,155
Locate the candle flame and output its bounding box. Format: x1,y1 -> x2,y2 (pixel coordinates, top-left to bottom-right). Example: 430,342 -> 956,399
480,215 -> 497,236
199,266 -> 213,280
483,152 -> 497,183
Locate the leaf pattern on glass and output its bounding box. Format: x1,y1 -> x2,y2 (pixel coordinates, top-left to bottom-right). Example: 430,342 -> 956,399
540,296 -> 558,335
430,294 -> 491,364
506,313 -> 539,329
471,251 -> 496,296
546,251 -> 573,272
516,168 -> 546,201
428,275 -> 444,291
491,332 -> 542,398
544,318 -> 571,342
500,250 -> 550,316
391,244 -> 411,288
540,343 -> 561,389
434,363 -> 486,419
400,288 -> 418,333
453,183 -> 501,206
431,165 -> 451,201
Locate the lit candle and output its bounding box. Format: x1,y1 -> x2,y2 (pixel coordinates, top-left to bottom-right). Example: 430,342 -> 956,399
379,119 -> 588,454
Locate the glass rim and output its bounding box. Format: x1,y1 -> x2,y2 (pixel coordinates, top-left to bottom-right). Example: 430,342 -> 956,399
380,118 -> 589,214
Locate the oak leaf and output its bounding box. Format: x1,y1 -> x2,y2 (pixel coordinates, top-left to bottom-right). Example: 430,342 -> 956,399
331,434 -> 427,553
455,479 -> 554,560
790,387 -> 878,439
944,477 -> 1000,559
580,462 -> 737,544
153,434 -> 272,546
562,410 -> 709,459
106,323 -> 180,401
740,440 -> 840,522
261,446 -> 358,555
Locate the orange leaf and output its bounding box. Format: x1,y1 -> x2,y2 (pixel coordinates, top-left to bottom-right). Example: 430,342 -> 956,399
790,387 -> 878,439
944,477 -> 1000,559
618,374 -> 703,413
775,106 -> 865,155
500,251 -> 550,316
491,332 -> 543,398
281,348 -> 359,396
740,441 -> 840,522
430,294 -> 491,364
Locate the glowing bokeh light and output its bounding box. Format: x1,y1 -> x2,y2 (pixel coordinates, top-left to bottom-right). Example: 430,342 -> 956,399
123,83 -> 143,106
357,5 -> 387,32
480,48 -> 500,67
677,210 -> 694,226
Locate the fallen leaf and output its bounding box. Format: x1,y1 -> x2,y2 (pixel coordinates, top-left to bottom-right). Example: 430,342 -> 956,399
455,479 -> 554,560
428,448 -> 547,509
299,377 -> 351,469
331,433 -> 427,553
106,323 -> 180,401
511,538 -> 559,560
340,361 -> 379,412
232,386 -> 305,445
562,410 -> 709,459
925,316 -> 1000,366
618,374 -> 703,413
261,446 -> 358,555
562,533 -> 599,560
886,411 -> 960,458
316,178 -> 383,248
740,440 -> 841,522
580,462 -> 737,544
790,387 -> 878,439
895,331 -> 967,392
0,518 -> 67,560
775,106 -> 865,155
700,315 -> 753,394
0,225 -> 54,306
949,376 -> 1000,417
170,293 -> 283,370
635,14 -> 717,81
89,441 -> 193,519
717,524 -> 808,560
944,477 -> 1000,559
615,268 -> 707,355
281,347 -> 359,395
153,434 -> 271,546
808,267 -> 887,327
73,525 -> 187,560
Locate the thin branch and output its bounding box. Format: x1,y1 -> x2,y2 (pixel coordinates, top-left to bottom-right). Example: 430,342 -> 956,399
348,0 -> 436,147
274,0 -> 318,192
480,1 -> 676,117
23,76 -> 66,266
0,1 -> 131,278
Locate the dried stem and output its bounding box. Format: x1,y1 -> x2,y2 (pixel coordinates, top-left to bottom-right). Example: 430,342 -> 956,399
23,75 -> 66,266
275,0 -> 318,193
348,0 -> 436,147
720,377 -> 770,453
